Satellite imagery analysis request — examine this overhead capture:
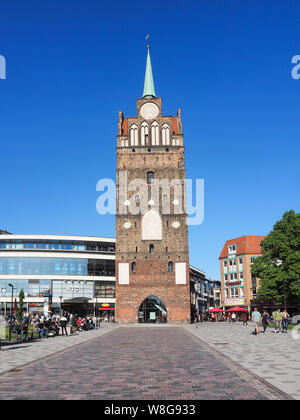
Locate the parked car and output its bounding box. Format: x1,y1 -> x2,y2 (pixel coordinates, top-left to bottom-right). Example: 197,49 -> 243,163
291,314 -> 300,324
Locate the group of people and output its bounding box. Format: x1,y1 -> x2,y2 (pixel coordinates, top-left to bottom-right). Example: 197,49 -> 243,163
251,308 -> 290,335
19,312 -> 101,341
195,312 -> 248,323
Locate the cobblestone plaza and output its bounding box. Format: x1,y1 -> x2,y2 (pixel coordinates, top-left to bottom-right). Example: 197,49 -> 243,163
0,323 -> 298,400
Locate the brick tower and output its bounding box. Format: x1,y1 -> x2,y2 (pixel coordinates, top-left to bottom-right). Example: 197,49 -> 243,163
115,43 -> 190,323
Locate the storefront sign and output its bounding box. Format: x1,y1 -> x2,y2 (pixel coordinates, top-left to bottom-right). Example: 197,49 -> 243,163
225,298 -> 245,305
225,281 -> 241,286
67,286 -> 80,293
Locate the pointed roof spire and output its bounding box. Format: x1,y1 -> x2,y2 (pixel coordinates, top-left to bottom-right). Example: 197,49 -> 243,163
142,35 -> 156,98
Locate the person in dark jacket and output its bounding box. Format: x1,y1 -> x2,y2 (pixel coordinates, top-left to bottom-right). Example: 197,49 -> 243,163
242,312 -> 248,326
262,310 -> 270,333
60,313 -> 68,336
21,317 -> 29,342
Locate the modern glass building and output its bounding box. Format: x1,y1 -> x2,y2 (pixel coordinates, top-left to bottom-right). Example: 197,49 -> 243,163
0,235 -> 115,317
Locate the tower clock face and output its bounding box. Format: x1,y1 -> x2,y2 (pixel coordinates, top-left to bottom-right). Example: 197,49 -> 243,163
140,102 -> 159,120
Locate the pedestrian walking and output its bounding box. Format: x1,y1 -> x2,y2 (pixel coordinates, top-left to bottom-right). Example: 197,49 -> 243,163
242,312 -> 248,326
251,307 -> 261,335
282,310 -> 289,333
21,316 -> 29,342
272,309 -> 283,333
60,313 -> 68,336
262,310 -> 269,333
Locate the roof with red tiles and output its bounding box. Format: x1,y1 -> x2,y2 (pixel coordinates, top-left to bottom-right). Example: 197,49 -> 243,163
122,118 -> 127,135
172,117 -> 178,134
219,235 -> 265,259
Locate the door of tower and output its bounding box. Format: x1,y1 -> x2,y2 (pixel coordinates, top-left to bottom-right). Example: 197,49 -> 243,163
138,296 -> 167,324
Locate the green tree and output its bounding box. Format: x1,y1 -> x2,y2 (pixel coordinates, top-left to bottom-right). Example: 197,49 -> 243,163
16,288 -> 25,324
251,210 -> 300,306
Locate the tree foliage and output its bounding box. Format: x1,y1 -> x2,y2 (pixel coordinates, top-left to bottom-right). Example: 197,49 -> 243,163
16,288 -> 25,324
251,210 -> 300,306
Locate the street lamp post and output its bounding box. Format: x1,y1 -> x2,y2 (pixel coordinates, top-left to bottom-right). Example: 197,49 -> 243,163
59,296 -> 63,316
8,283 -> 14,341
8,283 -> 14,320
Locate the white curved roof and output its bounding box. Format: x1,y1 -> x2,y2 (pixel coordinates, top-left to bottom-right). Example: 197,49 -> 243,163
0,234 -> 115,242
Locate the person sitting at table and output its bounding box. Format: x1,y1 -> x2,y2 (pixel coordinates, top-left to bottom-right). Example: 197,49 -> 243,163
77,317 -> 83,330
49,319 -> 60,336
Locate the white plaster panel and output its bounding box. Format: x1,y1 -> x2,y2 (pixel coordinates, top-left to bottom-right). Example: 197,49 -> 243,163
118,263 -> 129,285
142,210 -> 162,240
175,262 -> 186,284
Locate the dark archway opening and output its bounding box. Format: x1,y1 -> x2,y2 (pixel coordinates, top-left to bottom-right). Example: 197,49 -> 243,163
138,296 -> 167,323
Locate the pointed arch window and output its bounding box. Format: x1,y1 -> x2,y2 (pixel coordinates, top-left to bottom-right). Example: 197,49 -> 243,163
168,262 -> 173,272
162,124 -> 170,145
130,124 -> 138,146
151,121 -> 159,145
141,122 -> 149,146
149,244 -> 154,254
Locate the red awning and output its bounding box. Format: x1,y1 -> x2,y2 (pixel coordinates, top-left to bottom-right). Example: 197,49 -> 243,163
207,307 -> 224,313
226,306 -> 248,312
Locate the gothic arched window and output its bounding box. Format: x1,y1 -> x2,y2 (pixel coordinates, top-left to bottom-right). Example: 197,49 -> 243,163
141,122 -> 149,146
130,124 -> 138,146
162,124 -> 170,145
151,121 -> 159,146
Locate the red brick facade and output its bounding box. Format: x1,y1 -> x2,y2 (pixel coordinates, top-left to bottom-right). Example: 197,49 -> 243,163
115,97 -> 191,323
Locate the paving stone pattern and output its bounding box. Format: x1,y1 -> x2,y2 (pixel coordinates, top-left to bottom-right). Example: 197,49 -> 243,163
0,327 -> 289,400
0,324 -> 117,375
185,323 -> 300,400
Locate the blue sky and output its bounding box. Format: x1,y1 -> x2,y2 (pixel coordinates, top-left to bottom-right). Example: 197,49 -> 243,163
0,0 -> 299,280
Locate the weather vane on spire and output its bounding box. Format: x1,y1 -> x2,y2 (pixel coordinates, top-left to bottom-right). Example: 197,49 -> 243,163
146,33 -> 150,48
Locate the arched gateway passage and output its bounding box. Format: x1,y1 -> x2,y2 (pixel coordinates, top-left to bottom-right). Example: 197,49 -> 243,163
138,296 -> 167,323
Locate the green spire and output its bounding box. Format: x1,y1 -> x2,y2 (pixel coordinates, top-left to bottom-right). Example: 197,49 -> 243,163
142,44 -> 156,98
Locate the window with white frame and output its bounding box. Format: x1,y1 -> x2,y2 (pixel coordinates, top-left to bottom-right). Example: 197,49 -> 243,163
232,287 -> 238,298
228,244 -> 237,254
